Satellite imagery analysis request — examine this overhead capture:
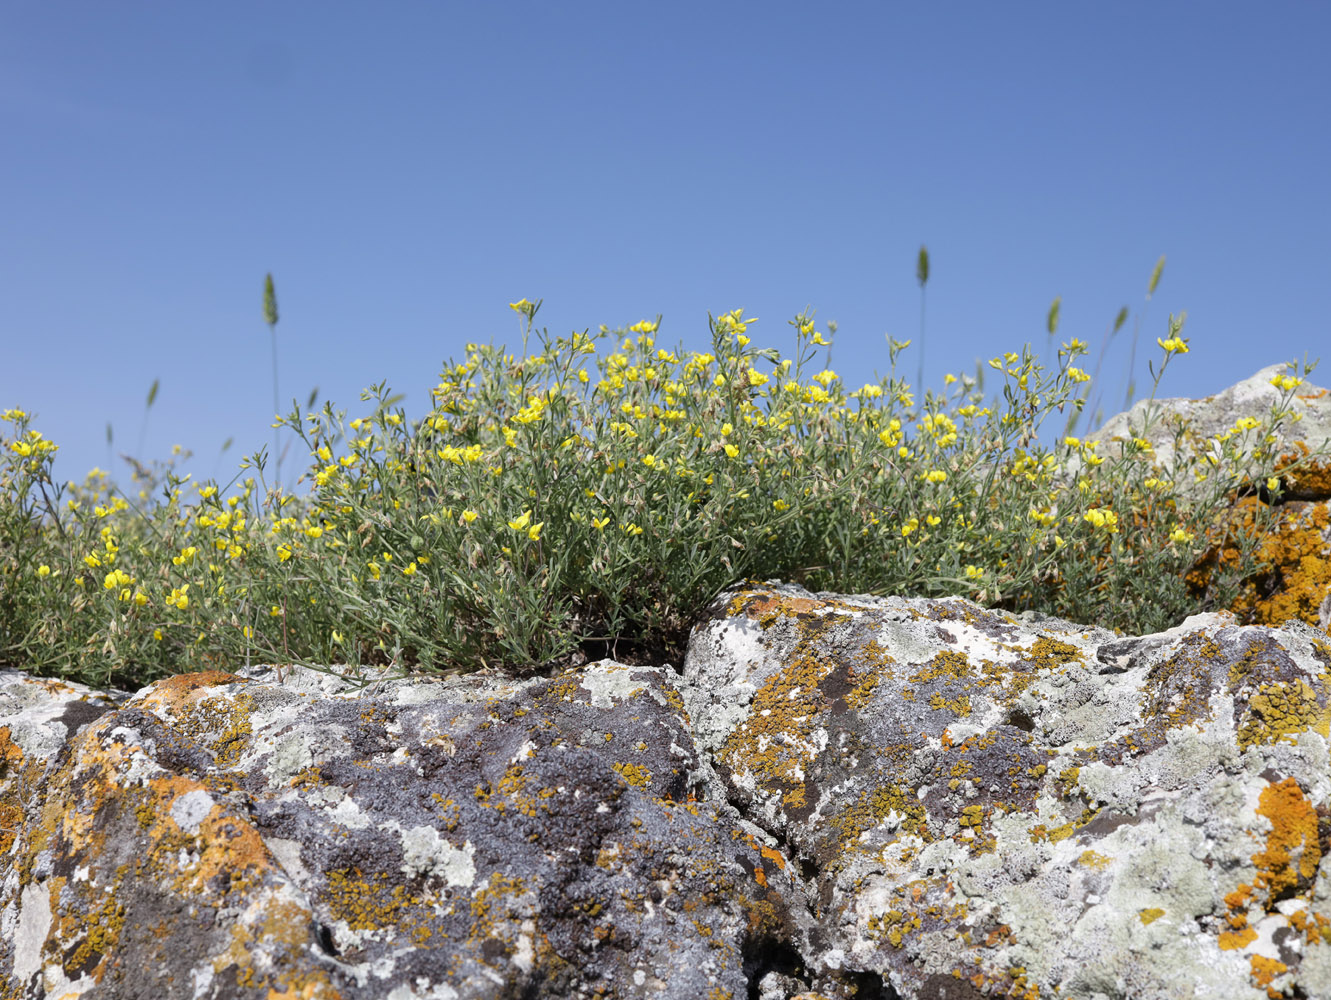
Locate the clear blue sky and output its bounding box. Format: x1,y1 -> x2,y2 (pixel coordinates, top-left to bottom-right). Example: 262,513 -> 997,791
3,3 -> 1327,491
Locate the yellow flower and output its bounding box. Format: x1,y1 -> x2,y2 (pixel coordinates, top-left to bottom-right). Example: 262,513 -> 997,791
133,591 -> 148,607
622,523 -> 643,536
724,443 -> 739,458
1169,527 -> 1195,544
368,562 -> 381,580
1156,336 -> 1189,354
527,522 -> 544,541
643,454 -> 658,468
305,525 -> 323,539
403,561 -> 418,576
1083,508 -> 1120,533
507,510 -> 532,531
36,564 -> 50,578
592,516 -> 610,531
103,569 -> 133,591
462,509 -> 478,523
901,517 -> 919,537
923,470 -> 947,484
332,629 -> 344,643
153,628 -> 164,641
810,331 -> 830,346
964,565 -> 983,580
270,605 -> 282,617
773,499 -> 789,512
172,545 -> 198,566
1270,373 -> 1303,392
277,544 -> 293,562
1266,477 -> 1280,493
166,585 -> 190,610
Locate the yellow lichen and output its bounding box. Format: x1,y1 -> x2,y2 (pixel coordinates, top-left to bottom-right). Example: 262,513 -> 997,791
1238,679 -> 1331,749
1078,850 -> 1112,871
613,761 -> 652,788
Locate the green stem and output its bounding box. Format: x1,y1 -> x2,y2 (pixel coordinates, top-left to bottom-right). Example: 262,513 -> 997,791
271,327 -> 281,488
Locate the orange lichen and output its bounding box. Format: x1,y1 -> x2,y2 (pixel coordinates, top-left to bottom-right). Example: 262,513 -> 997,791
1189,494 -> 1331,628
1218,777 -> 1326,955
1251,777 -> 1321,904
1248,954 -> 1288,998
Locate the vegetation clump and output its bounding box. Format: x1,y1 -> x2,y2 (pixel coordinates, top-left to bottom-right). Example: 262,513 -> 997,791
0,295 -> 1322,690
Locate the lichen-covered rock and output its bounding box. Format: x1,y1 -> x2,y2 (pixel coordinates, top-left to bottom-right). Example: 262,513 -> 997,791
1086,366 -> 1331,630
682,582 -> 1331,999
0,663 -> 810,999
4,583 -> 1331,998
1087,364 -> 1331,495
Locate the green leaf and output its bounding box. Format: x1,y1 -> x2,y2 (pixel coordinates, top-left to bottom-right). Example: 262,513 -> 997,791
1047,297 -> 1061,336
146,378 -> 159,408
916,245 -> 930,288
1113,306 -> 1129,333
307,386 -> 319,408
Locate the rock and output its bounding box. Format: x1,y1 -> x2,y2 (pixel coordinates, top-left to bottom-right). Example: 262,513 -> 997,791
0,663 -> 816,999
683,582 -> 1330,999
3,582 -> 1330,999
1085,365 -> 1331,630
1086,364 -> 1331,499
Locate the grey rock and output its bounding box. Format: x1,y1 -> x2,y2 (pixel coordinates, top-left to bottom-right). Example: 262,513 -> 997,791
4,582 -> 1329,998
1082,363 -> 1331,501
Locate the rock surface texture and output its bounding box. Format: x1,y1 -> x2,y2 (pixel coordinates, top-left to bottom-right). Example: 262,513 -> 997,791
2,584 -> 1330,999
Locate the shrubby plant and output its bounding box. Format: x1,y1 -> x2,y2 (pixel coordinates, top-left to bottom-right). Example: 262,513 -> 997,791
0,298 -> 1323,691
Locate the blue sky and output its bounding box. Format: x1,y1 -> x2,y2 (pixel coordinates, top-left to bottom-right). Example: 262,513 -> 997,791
3,3 -> 1327,491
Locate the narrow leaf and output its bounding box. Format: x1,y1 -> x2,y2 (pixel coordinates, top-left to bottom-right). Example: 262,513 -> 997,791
916,245 -> 930,288
146,378 -> 159,408
1047,297 -> 1062,336
1113,306 -> 1129,333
